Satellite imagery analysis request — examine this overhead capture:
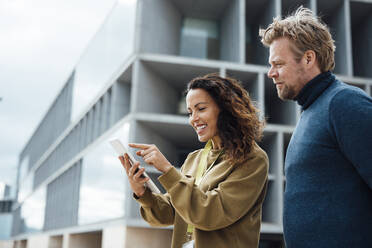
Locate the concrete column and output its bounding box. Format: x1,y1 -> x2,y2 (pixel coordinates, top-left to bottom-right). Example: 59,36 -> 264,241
102,225 -> 126,248
27,234 -> 49,248
0,241 -> 13,248
62,234 -> 70,248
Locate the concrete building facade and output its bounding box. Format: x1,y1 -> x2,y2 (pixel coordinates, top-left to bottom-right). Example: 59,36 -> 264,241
6,0 -> 372,247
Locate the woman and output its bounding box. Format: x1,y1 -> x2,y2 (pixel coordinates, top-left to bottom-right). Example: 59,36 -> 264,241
119,74 -> 268,248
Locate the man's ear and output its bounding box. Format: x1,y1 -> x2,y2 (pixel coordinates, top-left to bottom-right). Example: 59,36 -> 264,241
304,50 -> 316,67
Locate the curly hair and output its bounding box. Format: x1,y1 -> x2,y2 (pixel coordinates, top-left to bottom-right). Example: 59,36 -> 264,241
186,73 -> 264,163
259,6 -> 335,72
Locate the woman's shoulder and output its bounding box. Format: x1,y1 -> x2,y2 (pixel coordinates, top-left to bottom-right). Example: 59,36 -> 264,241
235,142 -> 269,170
251,142 -> 269,160
187,149 -> 203,158
181,149 -> 203,166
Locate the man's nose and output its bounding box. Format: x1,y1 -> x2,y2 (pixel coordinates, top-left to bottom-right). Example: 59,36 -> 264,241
267,67 -> 277,79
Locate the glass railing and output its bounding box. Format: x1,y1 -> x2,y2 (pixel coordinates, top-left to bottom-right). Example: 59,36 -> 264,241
78,122 -> 130,224
15,0 -> 137,207
20,186 -> 46,233
71,0 -> 137,122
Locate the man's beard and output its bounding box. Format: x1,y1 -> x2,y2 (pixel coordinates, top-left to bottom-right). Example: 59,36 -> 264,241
277,84 -> 297,100
277,67 -> 305,100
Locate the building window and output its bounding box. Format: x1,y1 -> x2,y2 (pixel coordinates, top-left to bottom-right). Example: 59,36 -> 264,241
180,18 -> 220,60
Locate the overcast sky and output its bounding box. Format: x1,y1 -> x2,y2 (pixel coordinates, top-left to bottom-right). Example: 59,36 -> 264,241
0,0 -> 118,193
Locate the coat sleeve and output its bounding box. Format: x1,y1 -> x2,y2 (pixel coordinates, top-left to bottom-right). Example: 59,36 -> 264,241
135,188 -> 175,227
134,152 -> 199,227
158,148 -> 269,231
329,88 -> 372,189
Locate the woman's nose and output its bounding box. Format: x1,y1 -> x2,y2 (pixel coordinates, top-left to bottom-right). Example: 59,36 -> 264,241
190,112 -> 199,123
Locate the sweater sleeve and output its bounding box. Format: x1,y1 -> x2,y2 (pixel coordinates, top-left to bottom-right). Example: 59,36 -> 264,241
135,187 -> 175,227
157,148 -> 269,231
329,88 -> 372,189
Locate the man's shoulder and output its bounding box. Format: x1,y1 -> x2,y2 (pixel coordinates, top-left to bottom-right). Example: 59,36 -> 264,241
324,78 -> 369,104
326,78 -> 372,125
329,79 -> 370,104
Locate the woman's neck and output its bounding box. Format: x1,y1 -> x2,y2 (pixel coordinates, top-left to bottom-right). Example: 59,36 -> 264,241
211,136 -> 222,149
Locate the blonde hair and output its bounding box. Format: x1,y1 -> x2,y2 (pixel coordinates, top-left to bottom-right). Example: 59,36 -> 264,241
259,7 -> 335,72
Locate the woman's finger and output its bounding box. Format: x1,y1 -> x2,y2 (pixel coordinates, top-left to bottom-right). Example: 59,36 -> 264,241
139,146 -> 155,157
119,156 -> 129,174
138,177 -> 150,184
129,143 -> 151,149
133,167 -> 146,181
129,160 -> 141,177
143,150 -> 155,161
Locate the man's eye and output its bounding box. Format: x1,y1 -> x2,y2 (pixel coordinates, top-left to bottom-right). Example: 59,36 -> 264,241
187,112 -> 192,117
199,107 -> 206,111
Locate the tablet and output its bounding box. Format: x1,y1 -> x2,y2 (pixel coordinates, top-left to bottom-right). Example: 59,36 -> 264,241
109,138 -> 160,194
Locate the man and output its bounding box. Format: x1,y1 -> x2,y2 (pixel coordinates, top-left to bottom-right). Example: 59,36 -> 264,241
259,7 -> 372,248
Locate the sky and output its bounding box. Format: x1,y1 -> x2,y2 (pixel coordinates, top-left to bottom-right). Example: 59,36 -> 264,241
0,0 -> 118,194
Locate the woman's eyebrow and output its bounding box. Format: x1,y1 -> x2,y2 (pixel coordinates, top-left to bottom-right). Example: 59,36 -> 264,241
194,102 -> 208,108
187,102 -> 208,111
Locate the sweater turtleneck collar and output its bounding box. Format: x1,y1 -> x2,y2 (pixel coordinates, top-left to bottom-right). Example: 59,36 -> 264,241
294,71 -> 335,110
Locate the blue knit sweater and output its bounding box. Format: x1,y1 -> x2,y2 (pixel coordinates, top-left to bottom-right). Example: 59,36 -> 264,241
284,72 -> 372,248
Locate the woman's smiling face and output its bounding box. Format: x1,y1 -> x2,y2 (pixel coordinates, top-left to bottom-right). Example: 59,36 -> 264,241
186,88 -> 221,147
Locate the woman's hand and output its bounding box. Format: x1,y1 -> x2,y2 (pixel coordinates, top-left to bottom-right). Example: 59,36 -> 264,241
119,154 -> 149,197
129,143 -> 173,174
